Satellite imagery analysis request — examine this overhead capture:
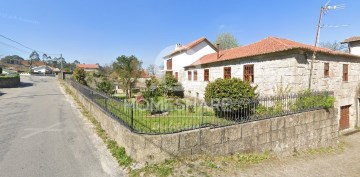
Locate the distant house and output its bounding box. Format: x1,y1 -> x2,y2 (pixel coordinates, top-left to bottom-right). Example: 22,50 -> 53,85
163,37 -> 217,81
32,66 -> 52,74
179,36 -> 360,131
342,36 -> 360,55
76,64 -> 100,72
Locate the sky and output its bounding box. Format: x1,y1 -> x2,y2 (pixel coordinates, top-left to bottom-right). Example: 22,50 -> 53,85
0,0 -> 359,67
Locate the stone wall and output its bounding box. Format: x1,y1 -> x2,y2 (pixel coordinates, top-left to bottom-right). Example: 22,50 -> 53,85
0,76 -> 20,88
66,81 -> 339,164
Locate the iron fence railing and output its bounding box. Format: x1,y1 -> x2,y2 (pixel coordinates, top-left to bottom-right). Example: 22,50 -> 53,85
67,79 -> 334,135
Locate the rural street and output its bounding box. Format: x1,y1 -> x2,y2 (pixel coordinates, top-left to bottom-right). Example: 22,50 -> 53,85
0,75 -> 124,177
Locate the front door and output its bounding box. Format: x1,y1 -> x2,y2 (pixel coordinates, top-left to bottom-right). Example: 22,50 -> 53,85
340,105 -> 350,130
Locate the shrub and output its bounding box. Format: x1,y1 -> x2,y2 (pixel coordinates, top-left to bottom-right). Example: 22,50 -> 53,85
0,67 -> 2,74
72,68 -> 87,85
158,74 -> 184,98
96,78 -> 115,95
293,90 -> 335,111
204,78 -> 258,120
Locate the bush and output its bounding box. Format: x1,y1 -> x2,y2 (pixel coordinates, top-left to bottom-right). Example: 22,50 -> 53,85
158,74 -> 184,98
293,90 -> 335,111
0,67 -> 2,74
204,78 -> 258,120
72,68 -> 87,85
96,78 -> 115,95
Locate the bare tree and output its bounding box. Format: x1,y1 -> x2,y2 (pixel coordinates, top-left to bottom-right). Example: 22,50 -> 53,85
320,41 -> 348,52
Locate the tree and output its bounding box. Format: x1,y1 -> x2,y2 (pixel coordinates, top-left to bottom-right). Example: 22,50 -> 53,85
29,51 -> 40,61
42,54 -> 48,62
112,55 -> 142,98
214,33 -> 239,50
320,41 -> 348,52
96,78 -> 115,95
72,68 -> 87,85
73,60 -> 80,64
146,64 -> 159,76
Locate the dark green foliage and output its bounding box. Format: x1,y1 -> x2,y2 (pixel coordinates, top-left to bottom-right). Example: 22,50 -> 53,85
142,76 -> 162,111
96,78 -> 115,95
0,55 -> 24,64
0,67 -> 2,74
205,78 -> 258,119
188,105 -> 195,113
158,74 -> 184,97
72,68 -> 87,85
112,55 -> 142,98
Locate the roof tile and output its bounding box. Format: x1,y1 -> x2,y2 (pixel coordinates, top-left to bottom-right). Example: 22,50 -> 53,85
189,37 -> 357,66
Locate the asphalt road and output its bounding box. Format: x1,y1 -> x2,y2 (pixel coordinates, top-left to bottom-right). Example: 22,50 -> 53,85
0,75 -> 124,177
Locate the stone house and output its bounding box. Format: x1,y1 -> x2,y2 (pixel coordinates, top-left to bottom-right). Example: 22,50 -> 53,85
164,36 -> 360,131
163,37 -> 217,81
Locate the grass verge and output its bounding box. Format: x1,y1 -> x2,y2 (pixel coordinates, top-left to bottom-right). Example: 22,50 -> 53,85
59,80 -> 133,168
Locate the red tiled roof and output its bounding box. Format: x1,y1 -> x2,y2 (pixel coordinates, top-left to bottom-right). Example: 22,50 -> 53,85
164,37 -> 217,58
188,37 -> 359,67
342,36 -> 360,43
76,64 -> 99,69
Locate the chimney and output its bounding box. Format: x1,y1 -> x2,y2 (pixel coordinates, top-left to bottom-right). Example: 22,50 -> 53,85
216,44 -> 220,59
175,43 -> 182,50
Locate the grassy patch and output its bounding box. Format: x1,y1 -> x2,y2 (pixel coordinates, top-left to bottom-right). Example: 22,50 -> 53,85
305,142 -> 346,155
94,98 -> 233,134
60,80 -> 133,168
129,159 -> 176,177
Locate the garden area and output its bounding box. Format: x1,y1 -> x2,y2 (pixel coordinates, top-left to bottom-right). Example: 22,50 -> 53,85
71,71 -> 335,134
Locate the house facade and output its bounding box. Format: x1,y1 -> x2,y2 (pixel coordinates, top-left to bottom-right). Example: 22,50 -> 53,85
180,36 -> 360,131
76,64 -> 100,72
163,37 -> 217,81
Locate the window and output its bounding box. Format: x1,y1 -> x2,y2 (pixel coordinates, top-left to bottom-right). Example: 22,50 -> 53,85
224,67 -> 231,79
166,59 -> 172,70
243,65 -> 254,82
204,69 -> 209,81
175,72 -> 178,81
188,71 -> 192,81
324,63 -> 329,77
193,70 -> 198,81
343,64 -> 348,81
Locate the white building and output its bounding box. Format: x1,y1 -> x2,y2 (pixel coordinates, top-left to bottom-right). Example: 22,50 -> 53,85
342,36 -> 360,56
163,37 -> 217,81
32,66 -> 52,74
176,36 -> 360,131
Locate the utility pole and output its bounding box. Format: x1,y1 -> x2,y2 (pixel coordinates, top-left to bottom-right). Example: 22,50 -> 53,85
308,2 -> 345,90
308,6 -> 325,90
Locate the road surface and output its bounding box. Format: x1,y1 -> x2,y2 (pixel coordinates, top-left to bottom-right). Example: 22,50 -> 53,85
0,75 -> 124,177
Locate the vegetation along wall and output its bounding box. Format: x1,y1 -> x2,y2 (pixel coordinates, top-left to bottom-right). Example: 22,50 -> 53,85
65,81 -> 339,164
0,75 -> 20,88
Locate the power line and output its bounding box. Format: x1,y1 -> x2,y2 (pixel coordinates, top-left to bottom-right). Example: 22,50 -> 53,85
0,41 -> 29,54
0,34 -> 61,56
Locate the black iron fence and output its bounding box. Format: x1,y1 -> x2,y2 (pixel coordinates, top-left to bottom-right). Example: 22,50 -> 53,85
68,79 -> 334,135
